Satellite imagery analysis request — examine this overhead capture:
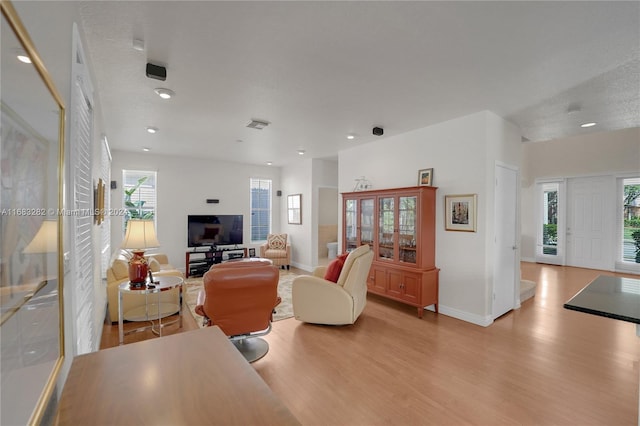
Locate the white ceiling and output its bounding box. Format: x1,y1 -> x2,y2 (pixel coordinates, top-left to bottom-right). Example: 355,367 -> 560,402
9,1 -> 640,167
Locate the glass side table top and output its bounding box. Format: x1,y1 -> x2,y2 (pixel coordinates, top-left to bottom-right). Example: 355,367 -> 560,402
563,275 -> 640,324
118,275 -> 183,294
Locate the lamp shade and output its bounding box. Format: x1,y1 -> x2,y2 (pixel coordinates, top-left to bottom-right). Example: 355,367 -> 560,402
121,219 -> 160,250
24,220 -> 58,253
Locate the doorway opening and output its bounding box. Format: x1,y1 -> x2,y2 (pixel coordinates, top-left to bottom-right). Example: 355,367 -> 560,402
318,187 -> 338,267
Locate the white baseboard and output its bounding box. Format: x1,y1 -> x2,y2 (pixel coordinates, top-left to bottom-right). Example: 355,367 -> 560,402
291,261 -> 313,273
438,305 -> 493,327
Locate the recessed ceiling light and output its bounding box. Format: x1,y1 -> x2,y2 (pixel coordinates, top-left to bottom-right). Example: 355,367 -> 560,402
347,134 -> 355,140
154,88 -> 175,99
17,53 -> 31,64
266,161 -> 273,166
298,149 -> 305,155
142,147 -> 150,152
146,126 -> 158,134
580,122 -> 597,128
236,139 -> 243,143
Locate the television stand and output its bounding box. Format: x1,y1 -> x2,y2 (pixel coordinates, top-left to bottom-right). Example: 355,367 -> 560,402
185,246 -> 248,278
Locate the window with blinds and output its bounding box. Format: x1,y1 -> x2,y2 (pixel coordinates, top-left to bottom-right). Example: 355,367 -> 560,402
250,178 -> 271,242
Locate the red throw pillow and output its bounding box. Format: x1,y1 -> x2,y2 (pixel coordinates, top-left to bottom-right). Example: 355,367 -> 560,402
324,253 -> 349,283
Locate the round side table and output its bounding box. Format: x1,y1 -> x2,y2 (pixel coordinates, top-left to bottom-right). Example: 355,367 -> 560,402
118,275 -> 183,345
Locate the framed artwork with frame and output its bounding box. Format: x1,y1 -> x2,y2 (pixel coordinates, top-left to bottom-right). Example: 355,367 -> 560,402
418,168 -> 433,186
287,193 -> 302,225
94,178 -> 105,225
445,194 -> 477,232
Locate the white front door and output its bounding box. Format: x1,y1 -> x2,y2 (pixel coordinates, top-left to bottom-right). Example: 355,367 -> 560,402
566,176 -> 613,270
493,164 -> 518,319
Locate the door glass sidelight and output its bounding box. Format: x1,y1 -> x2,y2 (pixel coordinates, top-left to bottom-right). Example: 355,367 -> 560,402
536,180 -> 565,265
542,184 -> 559,255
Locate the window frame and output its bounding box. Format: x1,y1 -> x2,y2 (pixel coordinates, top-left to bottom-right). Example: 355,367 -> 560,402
535,179 -> 566,265
287,194 -> 302,225
616,174 -> 640,273
122,169 -> 157,234
250,178 -> 272,242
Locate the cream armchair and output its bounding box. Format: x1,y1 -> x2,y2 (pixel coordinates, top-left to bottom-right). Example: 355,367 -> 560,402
292,244 -> 373,325
106,253 -> 183,323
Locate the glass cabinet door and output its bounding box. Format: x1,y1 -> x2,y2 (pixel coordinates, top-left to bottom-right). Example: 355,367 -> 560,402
398,196 -> 417,264
360,198 -> 374,247
378,197 -> 395,260
344,199 -> 358,251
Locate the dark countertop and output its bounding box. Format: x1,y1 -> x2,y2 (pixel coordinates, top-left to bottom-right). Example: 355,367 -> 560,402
564,275 -> 640,324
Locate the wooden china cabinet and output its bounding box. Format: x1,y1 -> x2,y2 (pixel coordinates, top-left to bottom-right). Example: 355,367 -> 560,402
342,186 -> 439,318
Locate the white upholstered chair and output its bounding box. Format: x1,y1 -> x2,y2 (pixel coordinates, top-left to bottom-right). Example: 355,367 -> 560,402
292,245 -> 373,325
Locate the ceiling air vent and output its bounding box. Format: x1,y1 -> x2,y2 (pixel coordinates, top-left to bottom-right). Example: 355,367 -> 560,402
246,119 -> 270,130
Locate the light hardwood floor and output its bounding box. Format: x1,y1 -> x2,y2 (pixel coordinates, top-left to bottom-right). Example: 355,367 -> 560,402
101,263 -> 640,425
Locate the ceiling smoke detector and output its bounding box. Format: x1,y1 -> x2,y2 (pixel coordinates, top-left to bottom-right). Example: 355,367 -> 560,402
246,119 -> 270,130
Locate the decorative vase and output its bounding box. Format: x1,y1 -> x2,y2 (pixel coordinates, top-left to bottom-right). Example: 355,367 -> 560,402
128,250 -> 148,286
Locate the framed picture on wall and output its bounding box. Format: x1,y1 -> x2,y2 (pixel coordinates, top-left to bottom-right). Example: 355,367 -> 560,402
445,194 -> 477,232
418,168 -> 433,186
287,194 -> 302,224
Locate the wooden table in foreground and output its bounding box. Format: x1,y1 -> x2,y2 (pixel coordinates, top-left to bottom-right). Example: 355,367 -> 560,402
54,326 -> 300,425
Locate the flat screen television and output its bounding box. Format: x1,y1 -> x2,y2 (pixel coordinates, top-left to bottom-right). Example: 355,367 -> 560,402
188,215 -> 243,247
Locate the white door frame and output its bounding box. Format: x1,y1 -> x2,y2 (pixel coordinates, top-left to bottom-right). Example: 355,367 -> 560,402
493,162 -> 519,319
535,178 -> 566,265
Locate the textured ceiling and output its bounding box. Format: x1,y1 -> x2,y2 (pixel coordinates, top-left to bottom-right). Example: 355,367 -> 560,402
9,1 -> 640,167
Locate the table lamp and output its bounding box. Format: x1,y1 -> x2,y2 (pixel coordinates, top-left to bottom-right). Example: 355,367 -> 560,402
121,219 -> 159,286
24,219 -> 58,282
24,220 -> 58,254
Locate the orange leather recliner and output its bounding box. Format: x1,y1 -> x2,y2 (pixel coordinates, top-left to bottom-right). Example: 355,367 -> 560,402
195,259 -> 280,362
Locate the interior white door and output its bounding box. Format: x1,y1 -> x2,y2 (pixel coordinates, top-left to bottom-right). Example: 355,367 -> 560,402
566,176 -> 613,270
493,164 -> 518,319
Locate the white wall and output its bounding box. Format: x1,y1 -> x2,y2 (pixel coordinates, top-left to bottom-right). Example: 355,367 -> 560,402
318,188 -> 338,225
279,158 -> 338,271
339,111 -> 521,325
520,127 -> 640,261
280,159 -> 313,270
111,151 -> 281,272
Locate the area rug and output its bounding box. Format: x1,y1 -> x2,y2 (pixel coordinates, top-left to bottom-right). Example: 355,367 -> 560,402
184,269 -> 298,328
